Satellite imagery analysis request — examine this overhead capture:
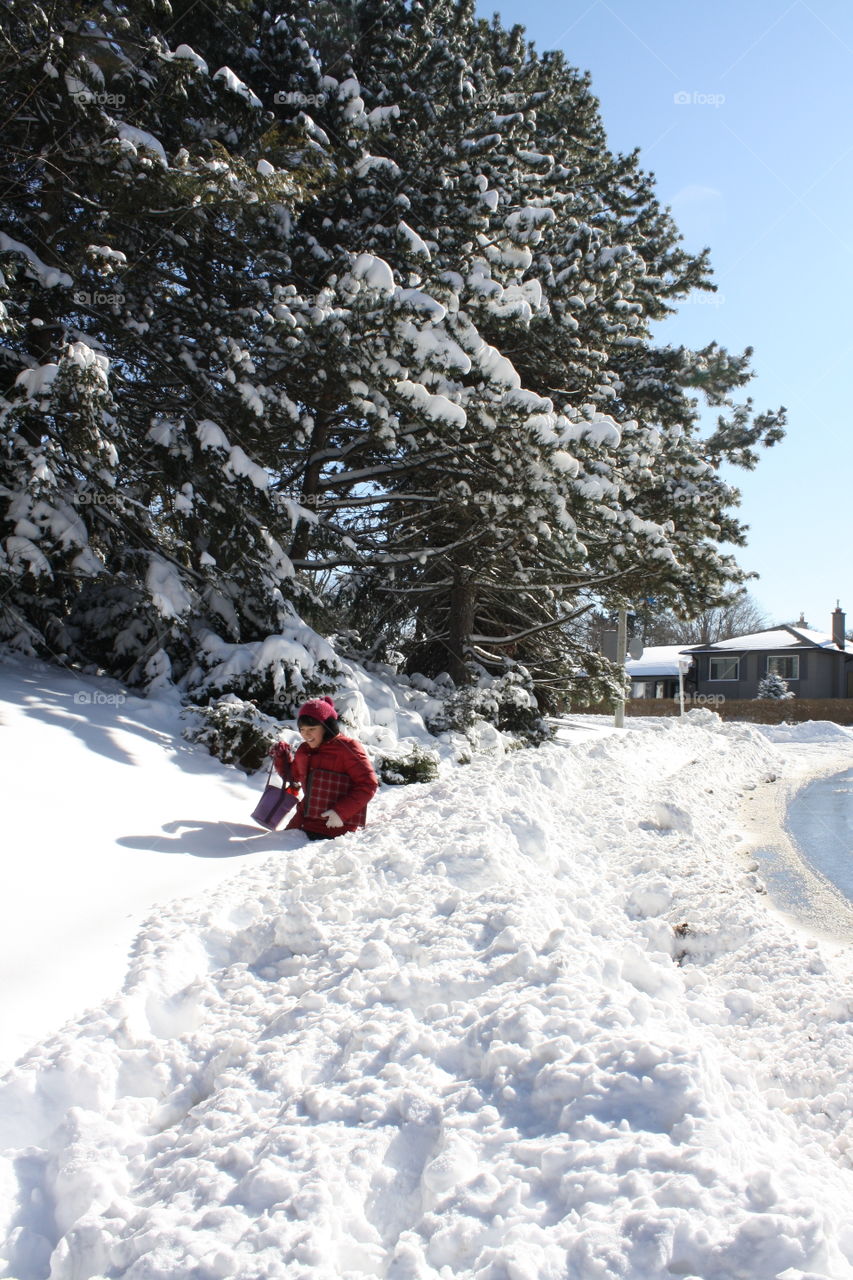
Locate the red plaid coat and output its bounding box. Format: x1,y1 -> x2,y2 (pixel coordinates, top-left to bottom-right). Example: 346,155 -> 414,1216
283,734 -> 378,838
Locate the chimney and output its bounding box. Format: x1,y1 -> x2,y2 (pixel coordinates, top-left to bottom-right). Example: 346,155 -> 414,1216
832,603 -> 846,649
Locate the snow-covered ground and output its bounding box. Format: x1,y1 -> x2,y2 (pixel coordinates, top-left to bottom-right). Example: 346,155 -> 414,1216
3,657 -> 853,1279
0,660 -> 266,1071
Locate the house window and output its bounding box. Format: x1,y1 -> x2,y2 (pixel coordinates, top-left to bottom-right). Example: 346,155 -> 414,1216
767,655 -> 799,680
709,656 -> 740,681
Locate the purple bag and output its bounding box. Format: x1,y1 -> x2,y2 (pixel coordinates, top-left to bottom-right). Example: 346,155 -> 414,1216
251,762 -> 298,829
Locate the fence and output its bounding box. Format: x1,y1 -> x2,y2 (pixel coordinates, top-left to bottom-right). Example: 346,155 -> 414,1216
570,698 -> 853,726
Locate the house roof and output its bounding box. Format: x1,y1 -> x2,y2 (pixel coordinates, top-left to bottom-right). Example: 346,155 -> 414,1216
625,645 -> 695,677
685,625 -> 846,654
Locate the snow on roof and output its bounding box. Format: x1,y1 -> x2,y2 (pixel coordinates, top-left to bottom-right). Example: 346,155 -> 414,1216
789,627 -> 844,648
625,644 -> 693,677
689,626 -> 845,653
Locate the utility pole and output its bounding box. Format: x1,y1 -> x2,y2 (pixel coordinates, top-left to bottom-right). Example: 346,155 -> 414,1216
614,607 -> 627,728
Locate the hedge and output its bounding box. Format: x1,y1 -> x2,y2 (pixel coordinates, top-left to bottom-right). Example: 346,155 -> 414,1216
570,697 -> 853,726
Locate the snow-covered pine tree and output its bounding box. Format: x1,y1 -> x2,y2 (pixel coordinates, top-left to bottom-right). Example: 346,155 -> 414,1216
1,0 -> 786,719
154,0 -> 596,691
0,0 -> 325,681
241,0 -> 786,703
451,18 -> 786,640
167,0 -> 620,701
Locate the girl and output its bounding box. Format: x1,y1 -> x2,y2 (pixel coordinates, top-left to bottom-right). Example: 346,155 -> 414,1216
272,696 -> 378,840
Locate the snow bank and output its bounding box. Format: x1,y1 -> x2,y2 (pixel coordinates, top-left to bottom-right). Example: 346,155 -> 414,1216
757,720 -> 853,745
0,659 -> 266,1074
3,685 -> 853,1279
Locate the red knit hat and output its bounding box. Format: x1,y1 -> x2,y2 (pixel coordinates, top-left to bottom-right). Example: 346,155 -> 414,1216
296,695 -> 338,723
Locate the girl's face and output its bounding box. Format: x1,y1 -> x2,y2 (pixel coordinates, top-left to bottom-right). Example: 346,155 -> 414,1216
299,722 -> 325,749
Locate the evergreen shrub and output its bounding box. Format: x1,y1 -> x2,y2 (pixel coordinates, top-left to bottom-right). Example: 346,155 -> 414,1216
182,695 -> 284,773
755,673 -> 795,700
425,671 -> 552,744
376,745 -> 440,786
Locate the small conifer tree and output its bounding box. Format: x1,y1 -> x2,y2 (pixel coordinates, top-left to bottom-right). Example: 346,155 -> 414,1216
756,673 -> 795,700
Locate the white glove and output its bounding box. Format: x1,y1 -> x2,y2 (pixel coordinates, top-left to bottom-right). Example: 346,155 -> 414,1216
321,809 -> 344,829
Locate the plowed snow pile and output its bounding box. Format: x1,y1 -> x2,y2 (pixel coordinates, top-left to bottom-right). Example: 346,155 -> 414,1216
3,661 -> 853,1280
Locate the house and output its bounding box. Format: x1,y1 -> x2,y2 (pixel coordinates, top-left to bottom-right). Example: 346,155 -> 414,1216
685,607 -> 853,701
625,645 -> 695,699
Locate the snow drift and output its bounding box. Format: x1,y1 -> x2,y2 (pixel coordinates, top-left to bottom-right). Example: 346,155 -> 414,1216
2,665 -> 853,1279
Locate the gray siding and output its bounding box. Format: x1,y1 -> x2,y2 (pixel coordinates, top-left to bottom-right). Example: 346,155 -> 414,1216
699,651 -> 751,699
694,648 -> 852,699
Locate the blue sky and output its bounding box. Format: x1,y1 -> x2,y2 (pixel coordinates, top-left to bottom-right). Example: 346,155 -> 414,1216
475,0 -> 853,635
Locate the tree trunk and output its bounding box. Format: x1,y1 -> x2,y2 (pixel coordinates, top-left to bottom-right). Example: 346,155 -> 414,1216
446,573 -> 476,685
288,411 -> 332,563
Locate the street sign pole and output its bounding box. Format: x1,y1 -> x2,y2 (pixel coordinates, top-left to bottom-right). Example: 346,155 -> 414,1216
677,656 -> 692,717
